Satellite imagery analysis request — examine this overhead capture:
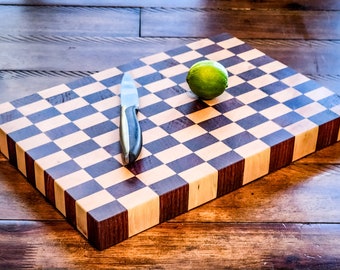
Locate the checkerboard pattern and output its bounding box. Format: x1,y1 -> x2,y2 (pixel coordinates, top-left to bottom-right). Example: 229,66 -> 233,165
1,33 -> 340,250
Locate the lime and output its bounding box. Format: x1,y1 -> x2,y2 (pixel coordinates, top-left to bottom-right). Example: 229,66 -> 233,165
186,60 -> 228,100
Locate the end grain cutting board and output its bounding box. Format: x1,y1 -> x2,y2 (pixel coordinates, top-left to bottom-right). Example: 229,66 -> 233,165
0,33 -> 339,250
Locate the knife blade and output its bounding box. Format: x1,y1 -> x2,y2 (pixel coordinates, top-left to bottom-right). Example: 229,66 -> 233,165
119,73 -> 142,165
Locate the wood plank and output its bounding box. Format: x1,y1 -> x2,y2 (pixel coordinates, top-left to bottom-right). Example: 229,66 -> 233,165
0,37 -> 196,71
0,38 -> 338,74
0,37 -> 339,102
1,220 -> 340,269
1,6 -> 340,40
141,9 -> 340,39
0,6 -> 139,37
1,0 -> 340,10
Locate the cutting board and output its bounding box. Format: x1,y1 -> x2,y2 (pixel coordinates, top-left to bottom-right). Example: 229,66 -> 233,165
1,33 -> 339,250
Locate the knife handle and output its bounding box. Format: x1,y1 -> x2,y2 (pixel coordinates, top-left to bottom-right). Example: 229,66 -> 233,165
120,105 -> 142,164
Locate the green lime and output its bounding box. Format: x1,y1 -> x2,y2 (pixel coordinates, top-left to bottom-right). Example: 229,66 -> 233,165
186,60 -> 228,100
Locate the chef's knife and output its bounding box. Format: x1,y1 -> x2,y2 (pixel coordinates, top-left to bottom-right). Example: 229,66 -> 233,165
119,73 -> 142,164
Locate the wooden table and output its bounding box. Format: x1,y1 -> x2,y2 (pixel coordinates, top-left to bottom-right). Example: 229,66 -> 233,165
1,1 -> 340,268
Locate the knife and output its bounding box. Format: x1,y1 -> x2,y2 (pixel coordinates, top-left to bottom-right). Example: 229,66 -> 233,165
119,73 -> 142,165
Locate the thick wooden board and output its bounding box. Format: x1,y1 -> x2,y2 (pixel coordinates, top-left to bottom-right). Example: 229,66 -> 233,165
141,8 -> 340,39
1,220 -> 340,269
2,143 -> 340,222
1,33 -> 340,250
1,0 -> 340,10
1,6 -> 340,40
0,6 -> 139,37
1,39 -> 339,75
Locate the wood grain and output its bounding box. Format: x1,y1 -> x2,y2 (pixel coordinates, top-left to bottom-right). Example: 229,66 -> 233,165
0,161 -> 63,220
1,0 -> 340,268
141,9 -> 340,39
2,143 -> 340,222
1,220 -> 340,269
1,141 -> 340,267
2,31 -> 339,249
1,39 -> 338,74
1,0 -> 340,10
0,37 -> 197,71
176,164 -> 340,223
0,6 -> 339,40
0,38 -> 339,103
0,6 -> 140,37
